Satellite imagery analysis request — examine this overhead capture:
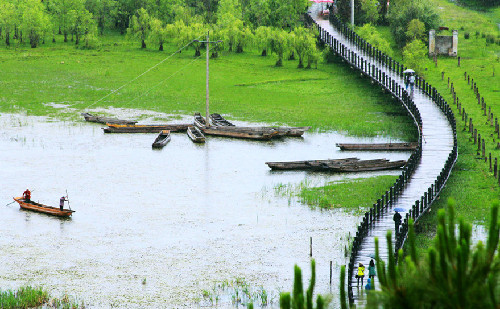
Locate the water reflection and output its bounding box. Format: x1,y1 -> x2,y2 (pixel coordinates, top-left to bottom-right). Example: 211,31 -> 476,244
0,113 -> 410,308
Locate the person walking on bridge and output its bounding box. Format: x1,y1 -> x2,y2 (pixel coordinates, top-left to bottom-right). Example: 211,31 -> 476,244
357,263 -> 365,287
393,210 -> 402,234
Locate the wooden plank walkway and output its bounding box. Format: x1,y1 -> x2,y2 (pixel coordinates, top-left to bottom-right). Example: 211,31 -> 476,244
309,5 -> 456,306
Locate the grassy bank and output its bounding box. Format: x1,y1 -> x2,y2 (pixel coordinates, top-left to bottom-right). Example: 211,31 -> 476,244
274,176 -> 398,213
367,0 -> 500,250
0,32 -> 417,140
0,286 -> 83,308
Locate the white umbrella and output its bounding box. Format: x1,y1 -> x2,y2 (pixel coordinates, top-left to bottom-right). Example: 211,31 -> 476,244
403,69 -> 415,73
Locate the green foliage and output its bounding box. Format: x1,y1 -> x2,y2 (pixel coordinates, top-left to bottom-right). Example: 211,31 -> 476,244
20,0 -> 52,48
281,260 -> 328,309
405,18 -> 426,41
0,1 -> 17,46
361,0 -> 380,24
367,200 -> 500,308
127,7 -> 151,48
388,0 -> 440,46
0,286 -> 48,308
254,26 -> 273,56
357,23 -> 393,56
270,28 -> 290,66
292,27 -> 317,68
340,265 -> 347,309
402,39 -> 427,74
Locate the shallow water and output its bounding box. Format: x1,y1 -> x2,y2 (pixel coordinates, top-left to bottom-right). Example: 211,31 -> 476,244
0,112 -> 410,308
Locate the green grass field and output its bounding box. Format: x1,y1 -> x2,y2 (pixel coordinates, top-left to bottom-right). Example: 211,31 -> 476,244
370,0 -> 500,250
0,32 -> 417,140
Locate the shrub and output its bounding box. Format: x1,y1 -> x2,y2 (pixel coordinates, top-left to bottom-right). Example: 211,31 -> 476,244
464,32 -> 470,39
486,34 -> 495,44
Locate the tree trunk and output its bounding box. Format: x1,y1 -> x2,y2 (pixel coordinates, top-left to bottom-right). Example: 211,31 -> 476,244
64,32 -> 68,42
211,52 -> 218,59
58,26 -> 62,35
71,33 -> 74,42
236,44 -> 243,53
52,36 -> 56,43
5,32 -> 10,46
159,43 -> 163,51
141,39 -> 146,48
288,51 -> 295,60
261,49 -> 267,56
195,49 -> 201,57
298,58 -> 304,68
275,58 -> 283,67
75,33 -> 79,45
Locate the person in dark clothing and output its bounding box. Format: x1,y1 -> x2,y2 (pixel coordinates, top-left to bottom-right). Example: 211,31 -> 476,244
393,210 -> 402,234
60,196 -> 67,211
23,189 -> 31,202
368,259 -> 376,280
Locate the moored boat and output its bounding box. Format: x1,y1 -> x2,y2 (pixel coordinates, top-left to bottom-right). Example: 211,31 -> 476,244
210,113 -> 235,126
336,142 -> 418,151
13,197 -> 75,217
187,126 -> 206,143
266,158 -> 406,171
152,130 -> 171,148
103,123 -> 190,133
194,113 -> 208,128
81,112 -> 137,125
202,126 -> 279,140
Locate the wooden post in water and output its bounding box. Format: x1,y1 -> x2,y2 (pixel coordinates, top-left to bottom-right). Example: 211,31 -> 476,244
330,261 -> 332,285
310,237 -> 312,257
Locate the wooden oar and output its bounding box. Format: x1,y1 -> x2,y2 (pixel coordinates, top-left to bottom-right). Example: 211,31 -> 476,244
66,189 -> 72,210
5,200 -> 16,207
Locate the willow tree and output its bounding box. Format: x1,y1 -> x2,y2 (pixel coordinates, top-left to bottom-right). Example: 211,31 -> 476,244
20,0 -> 52,48
127,7 -> 150,48
0,1 -> 16,46
149,17 -> 168,51
270,28 -> 290,67
254,26 -> 273,56
292,27 -> 317,68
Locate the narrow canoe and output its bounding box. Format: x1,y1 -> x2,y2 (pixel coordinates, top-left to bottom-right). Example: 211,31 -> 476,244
81,112 -> 137,125
336,142 -> 418,151
13,197 -> 75,217
152,130 -> 171,148
202,126 -> 279,140
187,126 -> 206,143
266,158 -> 406,171
103,123 -> 190,133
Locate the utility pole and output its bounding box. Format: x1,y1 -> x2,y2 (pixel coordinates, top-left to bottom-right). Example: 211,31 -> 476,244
194,32 -> 222,127
351,0 -> 354,26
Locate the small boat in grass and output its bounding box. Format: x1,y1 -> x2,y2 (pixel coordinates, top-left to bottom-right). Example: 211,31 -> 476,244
187,126 -> 205,143
152,130 -> 171,148
210,113 -> 235,126
13,197 -> 75,217
81,112 -> 137,125
103,123 -> 190,133
194,113 -> 208,128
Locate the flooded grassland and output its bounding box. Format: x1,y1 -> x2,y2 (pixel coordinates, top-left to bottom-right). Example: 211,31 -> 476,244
0,112 -> 411,308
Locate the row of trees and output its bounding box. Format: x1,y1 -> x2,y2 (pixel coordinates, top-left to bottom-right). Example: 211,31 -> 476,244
0,0 -> 97,48
127,7 -> 320,68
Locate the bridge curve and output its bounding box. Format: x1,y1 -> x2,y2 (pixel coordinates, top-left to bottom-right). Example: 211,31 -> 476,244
307,4 -> 457,306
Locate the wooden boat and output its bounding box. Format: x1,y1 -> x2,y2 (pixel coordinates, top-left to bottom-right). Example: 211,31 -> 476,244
266,158 -> 406,172
13,197 -> 75,217
210,113 -> 235,126
202,126 -> 279,140
81,112 -> 137,125
336,142 -> 418,151
187,126 -> 206,143
152,130 -> 171,148
103,123 -> 190,133
194,113 -> 208,128
207,125 -> 310,137
266,158 -> 359,170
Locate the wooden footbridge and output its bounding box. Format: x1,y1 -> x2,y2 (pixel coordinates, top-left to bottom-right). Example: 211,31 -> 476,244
307,5 -> 457,306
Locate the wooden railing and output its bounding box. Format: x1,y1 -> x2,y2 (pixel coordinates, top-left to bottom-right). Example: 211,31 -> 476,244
304,12 -> 458,305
